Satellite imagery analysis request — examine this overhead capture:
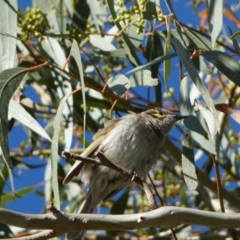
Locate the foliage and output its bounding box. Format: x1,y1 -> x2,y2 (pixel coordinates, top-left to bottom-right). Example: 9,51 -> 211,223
0,0 -> 240,239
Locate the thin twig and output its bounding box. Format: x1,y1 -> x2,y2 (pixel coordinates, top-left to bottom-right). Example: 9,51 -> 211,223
148,173 -> 178,240
211,154 -> 238,240
62,151 -> 157,209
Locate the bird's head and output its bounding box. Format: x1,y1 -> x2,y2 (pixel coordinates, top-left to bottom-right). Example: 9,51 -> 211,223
142,108 -> 187,135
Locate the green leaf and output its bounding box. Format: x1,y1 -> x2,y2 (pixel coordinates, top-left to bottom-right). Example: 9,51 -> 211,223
34,0 -> 60,33
106,0 -> 140,66
230,29 -> 240,41
172,38 -> 217,119
126,52 -> 177,75
128,14 -> 145,48
107,74 -> 131,96
89,35 -> 116,51
142,1 -> 158,20
9,99 -> 51,142
207,0 -> 222,48
70,40 -> 86,145
71,0 -> 90,32
51,93 -> 72,210
196,101 -> 217,142
0,0 -> 17,71
179,76 -> 216,154
183,26 -> 212,50
0,67 -> 26,169
0,186 -> 34,204
182,130 -> 198,195
89,0 -> 107,27
228,27 -> 240,54
129,70 -> 158,87
164,15 -> 173,84
201,50 -> 240,87
41,37 -> 73,150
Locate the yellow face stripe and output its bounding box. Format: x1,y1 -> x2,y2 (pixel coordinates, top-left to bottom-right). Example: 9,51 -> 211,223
152,113 -> 166,119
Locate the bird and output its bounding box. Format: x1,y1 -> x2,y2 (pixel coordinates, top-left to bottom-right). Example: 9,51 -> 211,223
63,108 -> 186,239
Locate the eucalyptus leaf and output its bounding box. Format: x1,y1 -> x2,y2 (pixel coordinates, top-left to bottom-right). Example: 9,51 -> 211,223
129,70 -> 158,87
183,27 -> 212,50
71,0 -> 90,32
34,0 -> 60,33
107,74 -> 131,96
128,14 -> 145,48
70,40 -> 86,145
9,99 -> 51,142
207,0 -> 222,48
51,93 -> 73,210
0,0 -> 17,72
172,38 -> 217,119
1,186 -> 34,204
90,35 -> 116,51
228,27 -> 240,54
230,29 -> 240,40
0,67 -> 26,169
142,1 -> 157,20
180,76 -> 216,154
41,37 -> 73,151
126,52 -> 177,75
182,130 -> 198,195
201,50 -> 240,87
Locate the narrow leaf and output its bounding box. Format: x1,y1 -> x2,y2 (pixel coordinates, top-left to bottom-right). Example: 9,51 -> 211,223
196,101 -> 217,141
230,29 -> 240,40
228,27 -> 240,54
9,99 -> 51,142
70,40 -> 86,146
164,14 -> 173,84
41,37 -> 73,151
0,0 -> 17,71
201,50 -> 240,87
51,93 -> 73,210
1,186 -> 34,203
172,38 -> 218,120
182,130 -> 198,195
180,76 -> 216,154
0,67 -> 26,169
126,52 -> 177,75
207,0 -> 222,48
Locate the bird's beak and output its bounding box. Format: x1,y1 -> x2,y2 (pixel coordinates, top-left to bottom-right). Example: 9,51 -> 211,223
174,115 -> 188,120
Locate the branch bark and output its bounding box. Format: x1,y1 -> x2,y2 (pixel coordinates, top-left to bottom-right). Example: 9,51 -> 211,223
1,206 -> 240,239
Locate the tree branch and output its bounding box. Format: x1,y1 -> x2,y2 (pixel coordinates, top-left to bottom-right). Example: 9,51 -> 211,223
1,206 -> 240,240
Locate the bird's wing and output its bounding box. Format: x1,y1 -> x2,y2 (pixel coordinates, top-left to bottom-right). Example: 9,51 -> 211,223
62,136 -> 104,185
63,118 -> 122,185
93,118 -> 121,139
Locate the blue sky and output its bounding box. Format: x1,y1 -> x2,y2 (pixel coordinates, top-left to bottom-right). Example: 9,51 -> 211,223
5,0 -> 240,218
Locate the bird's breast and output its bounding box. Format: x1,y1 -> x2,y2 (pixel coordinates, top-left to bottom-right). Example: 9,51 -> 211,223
97,116 -> 163,178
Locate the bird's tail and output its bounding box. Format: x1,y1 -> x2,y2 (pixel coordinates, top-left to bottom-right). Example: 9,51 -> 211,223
66,191 -> 93,240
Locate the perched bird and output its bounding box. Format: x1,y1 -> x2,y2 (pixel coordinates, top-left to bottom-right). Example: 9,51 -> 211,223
63,108 -> 186,239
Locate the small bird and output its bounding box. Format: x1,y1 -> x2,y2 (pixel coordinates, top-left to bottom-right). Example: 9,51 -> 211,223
63,108 -> 186,239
